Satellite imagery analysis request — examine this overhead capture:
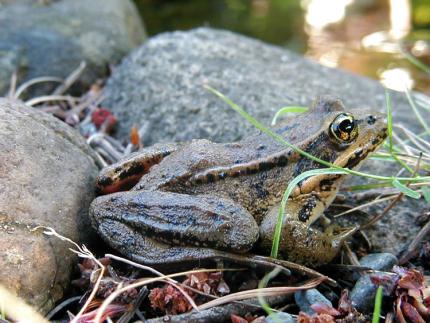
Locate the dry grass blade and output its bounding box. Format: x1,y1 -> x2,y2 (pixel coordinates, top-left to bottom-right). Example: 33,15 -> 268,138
93,268 -> 227,323
52,61 -> 86,95
396,125 -> 430,153
25,95 -> 80,107
399,218 -> 430,264
360,154 -> 423,230
0,284 -> 49,323
14,76 -> 63,99
32,226 -> 106,323
7,72 -> 17,98
197,276 -> 326,311
105,254 -> 199,312
333,194 -> 398,218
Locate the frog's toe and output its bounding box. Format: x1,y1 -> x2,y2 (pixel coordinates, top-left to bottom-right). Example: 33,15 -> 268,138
328,225 -> 358,248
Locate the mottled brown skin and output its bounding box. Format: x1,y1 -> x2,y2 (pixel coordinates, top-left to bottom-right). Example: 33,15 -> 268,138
90,96 -> 387,266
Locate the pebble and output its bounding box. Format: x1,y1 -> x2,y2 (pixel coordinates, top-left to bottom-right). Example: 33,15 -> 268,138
294,288 -> 332,315
350,253 -> 398,313
265,312 -> 295,323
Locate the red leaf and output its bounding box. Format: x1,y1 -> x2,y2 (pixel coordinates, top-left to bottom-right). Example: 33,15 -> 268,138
401,300 -> 426,323
231,314 -> 248,323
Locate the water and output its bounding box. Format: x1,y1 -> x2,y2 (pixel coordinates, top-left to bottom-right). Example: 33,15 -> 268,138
135,0 -> 430,94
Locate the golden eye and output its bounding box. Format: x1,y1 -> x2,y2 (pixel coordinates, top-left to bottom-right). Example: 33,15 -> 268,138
330,113 -> 358,143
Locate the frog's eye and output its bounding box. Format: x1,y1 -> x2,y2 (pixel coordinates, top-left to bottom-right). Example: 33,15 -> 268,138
330,113 -> 358,143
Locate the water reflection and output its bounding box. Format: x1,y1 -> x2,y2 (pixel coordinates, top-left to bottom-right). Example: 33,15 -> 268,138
135,0 -> 430,93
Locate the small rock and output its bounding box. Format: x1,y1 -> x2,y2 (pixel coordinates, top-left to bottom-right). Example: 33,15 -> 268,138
294,289 -> 332,315
265,312 -> 295,323
0,98 -> 99,313
352,253 -> 398,281
350,272 -> 387,314
360,253 -> 398,271
0,0 -> 146,96
350,254 -> 398,313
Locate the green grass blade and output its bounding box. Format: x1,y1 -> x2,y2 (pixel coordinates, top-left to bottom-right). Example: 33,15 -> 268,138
392,178 -> 421,199
271,106 -> 308,125
270,168 -> 349,258
257,267 -> 282,315
422,186 -> 430,204
385,90 -> 394,154
372,286 -> 383,323
400,46 -> 430,75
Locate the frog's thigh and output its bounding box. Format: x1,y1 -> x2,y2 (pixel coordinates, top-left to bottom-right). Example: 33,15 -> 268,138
259,203 -> 341,265
96,142 -> 181,194
90,190 -> 259,254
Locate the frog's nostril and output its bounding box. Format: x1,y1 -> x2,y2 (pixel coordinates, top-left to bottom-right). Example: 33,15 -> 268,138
366,115 -> 377,125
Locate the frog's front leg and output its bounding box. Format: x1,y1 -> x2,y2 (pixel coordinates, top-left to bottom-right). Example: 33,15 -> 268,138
96,142 -> 182,194
89,190 -> 259,264
259,202 -> 357,266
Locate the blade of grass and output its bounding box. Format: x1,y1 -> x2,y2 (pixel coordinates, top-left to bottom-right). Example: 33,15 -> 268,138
386,90 -> 394,154
271,106 -> 308,125
257,267 -> 282,315
391,178 -> 421,199
400,46 -> 430,75
372,286 -> 383,323
204,85 -> 430,184
422,186 -> 430,204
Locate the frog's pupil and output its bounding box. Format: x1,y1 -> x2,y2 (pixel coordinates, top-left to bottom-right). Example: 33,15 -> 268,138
339,119 -> 353,133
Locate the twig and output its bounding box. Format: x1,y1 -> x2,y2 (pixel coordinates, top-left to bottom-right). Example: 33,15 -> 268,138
7,72 -> 17,98
14,76 -> 63,99
45,295 -> 82,320
52,61 -> 86,95
117,287 -> 148,323
399,217 -> 430,264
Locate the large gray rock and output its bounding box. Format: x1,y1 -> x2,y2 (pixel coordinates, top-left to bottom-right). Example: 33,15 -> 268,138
103,27 -> 430,259
0,0 -> 146,96
0,99 -> 99,313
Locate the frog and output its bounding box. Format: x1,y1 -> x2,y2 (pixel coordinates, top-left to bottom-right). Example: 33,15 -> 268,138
89,96 -> 387,267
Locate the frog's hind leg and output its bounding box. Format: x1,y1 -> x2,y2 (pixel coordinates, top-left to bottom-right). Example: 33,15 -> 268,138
90,190 -> 260,258
96,142 -> 182,194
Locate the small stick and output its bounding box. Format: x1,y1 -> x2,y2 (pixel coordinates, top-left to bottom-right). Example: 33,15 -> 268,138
360,153 -> 423,230
52,61 -> 86,95
7,72 -> 17,98
399,215 -> 430,264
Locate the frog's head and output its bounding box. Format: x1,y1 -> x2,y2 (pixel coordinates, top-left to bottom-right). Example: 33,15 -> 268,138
285,96 -> 387,225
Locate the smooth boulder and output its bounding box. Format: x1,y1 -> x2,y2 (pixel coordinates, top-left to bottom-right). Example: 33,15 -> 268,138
0,99 -> 99,313
103,27 -> 430,258
0,0 -> 146,96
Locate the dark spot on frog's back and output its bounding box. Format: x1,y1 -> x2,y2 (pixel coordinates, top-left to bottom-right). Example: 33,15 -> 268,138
344,149 -> 364,169
97,176 -> 113,187
118,163 -> 146,181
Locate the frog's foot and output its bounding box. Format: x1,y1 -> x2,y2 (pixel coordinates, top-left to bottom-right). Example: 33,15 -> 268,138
90,190 -> 259,257
96,142 -> 181,195
259,213 -> 357,266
